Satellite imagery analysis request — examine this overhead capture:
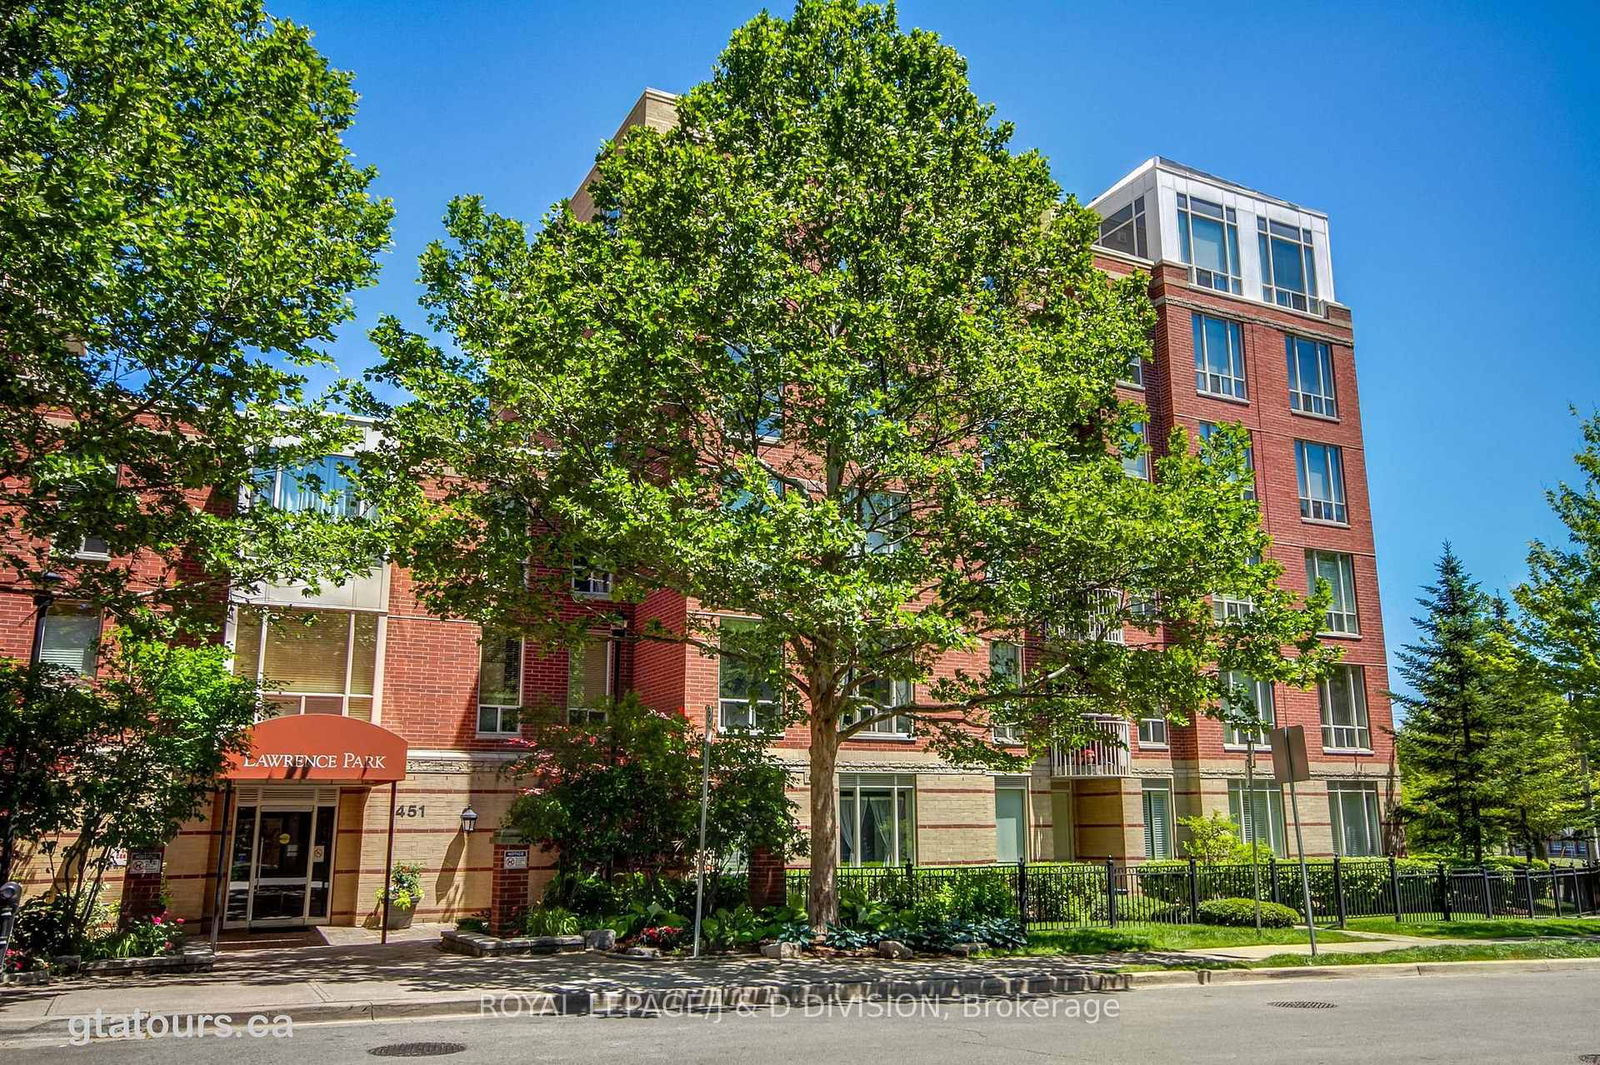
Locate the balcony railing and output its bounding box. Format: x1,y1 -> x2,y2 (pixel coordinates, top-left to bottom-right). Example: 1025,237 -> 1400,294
1051,716 -> 1132,778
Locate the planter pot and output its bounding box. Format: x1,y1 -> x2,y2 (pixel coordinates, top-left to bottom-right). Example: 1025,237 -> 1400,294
384,905 -> 415,931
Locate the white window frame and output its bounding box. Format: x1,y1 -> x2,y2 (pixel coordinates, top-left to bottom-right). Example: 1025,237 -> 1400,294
1142,779 -> 1174,860
839,773 -> 917,867
1328,781 -> 1382,856
1097,194 -> 1149,259
1221,672 -> 1275,749
39,601 -> 101,676
1122,421 -> 1149,480
1198,421 -> 1256,500
254,454 -> 364,518
1192,313 -> 1248,401
717,619 -> 780,733
1295,440 -> 1348,524
1176,193 -> 1242,294
1227,780 -> 1287,857
1307,550 -> 1360,635
1320,664 -> 1372,751
845,676 -> 914,737
1286,336 -> 1337,419
1137,716 -> 1169,749
995,778 -> 1030,863
989,640 -> 1023,745
847,489 -> 909,556
477,630 -> 524,736
566,637 -> 614,725
1258,216 -> 1322,313
571,566 -> 613,599
235,606 -> 382,721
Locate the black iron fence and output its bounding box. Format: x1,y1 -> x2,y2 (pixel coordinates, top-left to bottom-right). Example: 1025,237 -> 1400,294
785,859 -> 1600,928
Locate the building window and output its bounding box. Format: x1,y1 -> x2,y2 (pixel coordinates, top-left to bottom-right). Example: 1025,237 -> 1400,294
567,637 -> 613,724
725,344 -> 782,444
1198,421 -> 1256,500
1192,314 -> 1247,401
989,641 -> 1023,745
39,601 -> 100,676
845,673 -> 913,736
840,773 -> 916,866
73,535 -> 111,561
254,455 -> 364,517
1176,194 -> 1241,294
1258,217 -> 1320,312
1320,664 -> 1371,750
995,780 -> 1028,863
718,619 -> 779,732
1228,780 -> 1287,856
1221,671 -> 1275,748
1121,421 -> 1149,480
571,564 -> 613,598
233,607 -> 379,721
847,490 -> 909,555
1138,717 -> 1169,749
477,629 -> 522,735
1328,781 -> 1382,856
1122,354 -> 1146,389
1098,195 -> 1149,258
1306,550 -> 1360,635
1295,440 -> 1347,523
1142,779 -> 1174,859
1286,336 -> 1337,419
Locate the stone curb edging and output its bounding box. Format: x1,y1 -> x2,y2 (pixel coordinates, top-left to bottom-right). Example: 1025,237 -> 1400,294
1126,955 -> 1600,988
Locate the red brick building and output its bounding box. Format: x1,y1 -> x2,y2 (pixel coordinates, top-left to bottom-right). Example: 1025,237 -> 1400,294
3,102 -> 1395,934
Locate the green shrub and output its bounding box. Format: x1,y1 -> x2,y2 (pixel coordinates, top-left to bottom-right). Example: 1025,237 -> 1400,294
824,924 -> 874,950
520,906 -> 581,937
376,863 -> 425,910
701,905 -> 763,951
455,913 -> 489,933
1196,897 -> 1299,928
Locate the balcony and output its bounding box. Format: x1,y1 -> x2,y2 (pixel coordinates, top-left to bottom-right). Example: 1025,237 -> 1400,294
1051,716 -> 1132,778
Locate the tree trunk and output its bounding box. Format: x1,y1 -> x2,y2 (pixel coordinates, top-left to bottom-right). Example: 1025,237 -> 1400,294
807,713 -> 841,931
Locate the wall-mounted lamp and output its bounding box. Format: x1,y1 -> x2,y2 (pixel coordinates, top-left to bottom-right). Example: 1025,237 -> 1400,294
460,805 -> 479,835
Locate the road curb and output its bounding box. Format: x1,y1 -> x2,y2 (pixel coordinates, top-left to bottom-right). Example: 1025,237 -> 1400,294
1127,955 -> 1600,988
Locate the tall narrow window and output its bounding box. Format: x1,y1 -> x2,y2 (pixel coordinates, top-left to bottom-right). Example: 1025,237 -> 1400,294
567,637 -> 613,724
1327,781 -> 1382,856
1258,217 -> 1320,312
39,601 -> 100,676
1320,664 -> 1371,750
1306,550 -> 1360,635
1142,780 -> 1173,859
1121,422 -> 1149,480
995,780 -> 1028,863
718,618 -> 779,731
989,641 -> 1022,745
1097,195 -> 1149,258
1198,421 -> 1256,500
1228,780 -> 1287,856
1177,194 -> 1242,293
1221,671 -> 1275,748
1193,314 -> 1247,400
1286,336 -> 1337,418
1295,440 -> 1347,523
477,629 -> 522,735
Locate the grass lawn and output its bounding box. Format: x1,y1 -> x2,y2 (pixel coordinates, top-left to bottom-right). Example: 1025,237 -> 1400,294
1241,939 -> 1600,968
993,924 -> 1362,955
1344,916 -> 1600,940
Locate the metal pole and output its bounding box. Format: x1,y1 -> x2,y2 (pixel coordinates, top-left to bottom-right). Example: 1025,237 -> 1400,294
691,707 -> 713,959
381,781 -> 397,945
1288,779 -> 1317,958
1245,737 -> 1262,933
209,782 -> 234,951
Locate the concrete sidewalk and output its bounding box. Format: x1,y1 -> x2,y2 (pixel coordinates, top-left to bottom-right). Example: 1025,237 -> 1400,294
0,939 -> 1155,1036
1186,928 -> 1472,961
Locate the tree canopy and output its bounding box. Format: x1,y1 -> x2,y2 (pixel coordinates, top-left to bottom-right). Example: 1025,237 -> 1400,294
0,0 -> 391,632
358,0 -> 1331,923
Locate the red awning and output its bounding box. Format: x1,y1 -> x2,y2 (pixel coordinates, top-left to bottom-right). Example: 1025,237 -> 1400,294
223,714 -> 408,785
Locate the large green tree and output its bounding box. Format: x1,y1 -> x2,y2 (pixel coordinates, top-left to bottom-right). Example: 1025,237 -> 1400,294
358,0 -> 1329,924
1394,546 -> 1500,861
0,0 -> 391,630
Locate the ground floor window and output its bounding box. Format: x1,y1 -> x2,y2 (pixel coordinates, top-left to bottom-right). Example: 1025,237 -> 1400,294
1328,781 -> 1383,856
995,778 -> 1028,863
1227,779 -> 1287,857
839,773 -> 916,867
1142,779 -> 1173,859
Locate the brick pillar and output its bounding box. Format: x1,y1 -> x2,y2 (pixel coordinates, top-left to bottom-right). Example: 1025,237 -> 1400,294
491,840 -> 531,936
748,846 -> 788,909
119,848 -> 166,925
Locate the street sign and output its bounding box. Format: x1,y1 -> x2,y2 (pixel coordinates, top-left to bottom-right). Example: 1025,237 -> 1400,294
1269,725 -> 1311,783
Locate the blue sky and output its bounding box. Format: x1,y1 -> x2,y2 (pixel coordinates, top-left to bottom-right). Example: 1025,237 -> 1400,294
275,0 -> 1600,675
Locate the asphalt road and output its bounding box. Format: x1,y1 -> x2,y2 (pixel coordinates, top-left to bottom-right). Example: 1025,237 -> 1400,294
7,968 -> 1599,1064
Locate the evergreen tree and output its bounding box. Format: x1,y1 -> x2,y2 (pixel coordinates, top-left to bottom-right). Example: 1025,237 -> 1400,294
1394,546 -> 1498,862
1481,598 -> 1587,859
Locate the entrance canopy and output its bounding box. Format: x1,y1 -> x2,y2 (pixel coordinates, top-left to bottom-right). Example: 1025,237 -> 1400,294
224,714 -> 408,785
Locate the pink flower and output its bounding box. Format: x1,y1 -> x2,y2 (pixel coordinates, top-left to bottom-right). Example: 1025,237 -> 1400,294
151,916 -> 162,925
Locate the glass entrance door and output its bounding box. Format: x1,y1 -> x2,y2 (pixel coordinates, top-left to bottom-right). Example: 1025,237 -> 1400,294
223,795 -> 339,928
